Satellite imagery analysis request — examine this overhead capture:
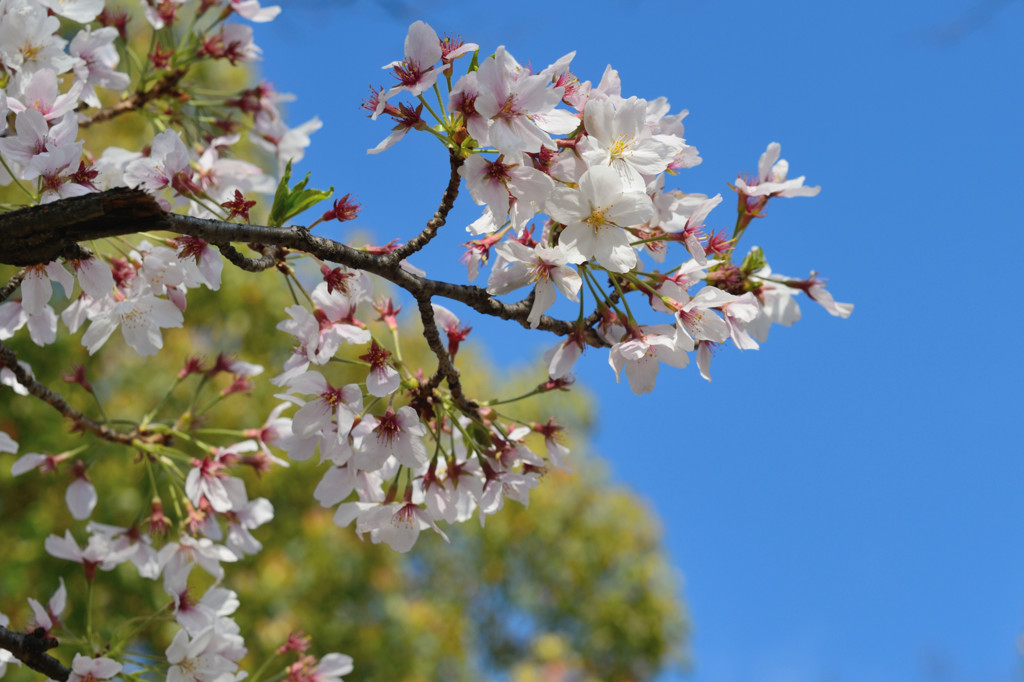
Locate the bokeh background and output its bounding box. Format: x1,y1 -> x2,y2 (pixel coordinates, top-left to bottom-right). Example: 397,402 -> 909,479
249,1 -> 1024,680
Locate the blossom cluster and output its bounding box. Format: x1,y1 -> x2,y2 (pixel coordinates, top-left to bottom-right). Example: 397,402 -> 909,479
0,0 -> 320,356
369,21 -> 852,393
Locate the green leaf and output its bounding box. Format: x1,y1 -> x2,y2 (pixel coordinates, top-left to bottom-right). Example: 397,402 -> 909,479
267,160 -> 333,227
740,246 -> 766,274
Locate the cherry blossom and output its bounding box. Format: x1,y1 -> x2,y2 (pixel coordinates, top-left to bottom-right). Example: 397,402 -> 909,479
546,165 -> 654,273
230,0 -> 282,23
86,521 -> 160,579
27,577 -> 65,633
70,25 -> 130,107
37,0 -> 105,24
431,304 -> 472,358
158,536 -> 238,591
80,290 -> 185,356
284,371 -> 362,441
382,20 -> 443,100
721,292 -> 763,350
124,130 -> 193,196
487,242 -> 584,328
0,5 -> 75,75
308,652 -> 355,682
0,110 -> 81,178
72,257 -> 116,299
473,46 -> 565,156
459,153 -> 554,231
0,15 -> 854,682
580,96 -> 687,191
608,324 -> 690,395
44,529 -> 134,580
351,406 -> 427,471
6,68 -> 84,120
734,142 -> 821,198
359,340 -> 400,397
348,501 -> 449,553
165,627 -> 238,682
66,654 -> 122,682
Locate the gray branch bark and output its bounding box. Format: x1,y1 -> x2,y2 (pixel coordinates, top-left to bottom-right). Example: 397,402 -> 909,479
0,188 -> 607,348
0,624 -> 70,682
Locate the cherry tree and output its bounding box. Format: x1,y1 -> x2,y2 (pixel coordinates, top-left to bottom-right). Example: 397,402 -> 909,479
0,3 -> 851,680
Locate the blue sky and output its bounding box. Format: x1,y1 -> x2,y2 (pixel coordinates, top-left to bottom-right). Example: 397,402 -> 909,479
254,1 -> 1024,680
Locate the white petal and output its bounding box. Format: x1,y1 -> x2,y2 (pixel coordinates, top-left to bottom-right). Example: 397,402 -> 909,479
66,478 -> 98,520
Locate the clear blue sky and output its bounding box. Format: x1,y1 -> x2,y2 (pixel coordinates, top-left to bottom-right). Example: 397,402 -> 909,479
255,1 -> 1024,680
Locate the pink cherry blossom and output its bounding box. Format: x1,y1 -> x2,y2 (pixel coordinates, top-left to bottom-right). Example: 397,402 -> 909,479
354,501 -> 449,553
352,406 -> 427,471
124,129 -> 192,195
72,257 -> 116,299
431,304 -> 472,358
0,8 -> 75,75
459,153 -> 554,232
474,46 -> 565,156
382,21 -> 442,100
359,340 -> 400,397
674,286 -> 737,346
86,521 -> 160,579
158,536 -> 238,592
44,529 -> 134,580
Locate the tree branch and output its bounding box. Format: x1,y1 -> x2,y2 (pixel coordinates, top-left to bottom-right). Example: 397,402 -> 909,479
79,69 -> 187,129
414,294 -> 477,414
216,243 -> 283,272
0,189 -> 608,348
0,341 -> 153,446
0,624 -> 70,682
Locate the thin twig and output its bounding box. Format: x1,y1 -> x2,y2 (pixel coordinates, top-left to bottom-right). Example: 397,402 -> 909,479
79,69 -> 187,129
0,342 -> 148,445
415,294 -> 477,415
217,243 -> 282,272
1,270 -> 25,303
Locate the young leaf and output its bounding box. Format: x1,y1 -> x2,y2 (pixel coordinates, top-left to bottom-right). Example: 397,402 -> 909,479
268,160 -> 334,227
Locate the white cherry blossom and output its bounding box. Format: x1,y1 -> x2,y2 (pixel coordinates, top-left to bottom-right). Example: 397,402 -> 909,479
487,242 -> 584,328
734,142 -> 820,198
546,165 -> 653,273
